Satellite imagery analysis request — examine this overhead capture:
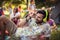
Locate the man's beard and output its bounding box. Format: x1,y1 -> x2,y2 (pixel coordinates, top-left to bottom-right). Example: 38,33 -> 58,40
36,20 -> 43,24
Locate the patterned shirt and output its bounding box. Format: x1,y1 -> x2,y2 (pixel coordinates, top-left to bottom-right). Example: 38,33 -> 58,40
15,18 -> 51,40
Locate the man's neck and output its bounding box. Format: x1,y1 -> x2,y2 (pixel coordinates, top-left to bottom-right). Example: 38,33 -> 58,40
36,21 -> 45,25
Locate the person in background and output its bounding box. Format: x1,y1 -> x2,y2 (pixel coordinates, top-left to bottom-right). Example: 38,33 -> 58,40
28,0 -> 36,14
18,6 -> 21,12
0,7 -> 4,16
8,4 -> 13,14
10,8 -> 20,24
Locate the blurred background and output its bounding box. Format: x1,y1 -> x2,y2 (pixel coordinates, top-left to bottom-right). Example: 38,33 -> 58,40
0,0 -> 60,40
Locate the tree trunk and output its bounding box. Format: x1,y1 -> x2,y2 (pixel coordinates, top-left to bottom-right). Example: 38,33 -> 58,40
51,2 -> 60,24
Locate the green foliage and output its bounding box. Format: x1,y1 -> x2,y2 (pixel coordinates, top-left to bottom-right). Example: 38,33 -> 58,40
35,0 -> 56,8
50,30 -> 60,40
0,0 -> 11,6
35,0 -> 45,8
9,34 -> 20,40
0,0 -> 25,7
12,0 -> 25,5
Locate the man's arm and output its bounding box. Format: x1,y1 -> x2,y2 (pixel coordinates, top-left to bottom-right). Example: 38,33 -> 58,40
17,18 -> 27,27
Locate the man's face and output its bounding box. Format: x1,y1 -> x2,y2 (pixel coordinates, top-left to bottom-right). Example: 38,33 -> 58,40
36,13 -> 44,23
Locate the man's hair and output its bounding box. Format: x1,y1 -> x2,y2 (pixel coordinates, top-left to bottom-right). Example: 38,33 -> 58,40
37,10 -> 46,19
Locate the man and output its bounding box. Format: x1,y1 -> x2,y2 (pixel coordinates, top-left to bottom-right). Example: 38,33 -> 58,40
35,10 -> 51,40
17,10 -> 51,40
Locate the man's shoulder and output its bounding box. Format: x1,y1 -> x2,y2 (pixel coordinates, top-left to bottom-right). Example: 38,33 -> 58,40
42,22 -> 50,27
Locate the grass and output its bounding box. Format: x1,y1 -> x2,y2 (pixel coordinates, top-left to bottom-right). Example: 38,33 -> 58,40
57,25 -> 60,30
57,25 -> 60,27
